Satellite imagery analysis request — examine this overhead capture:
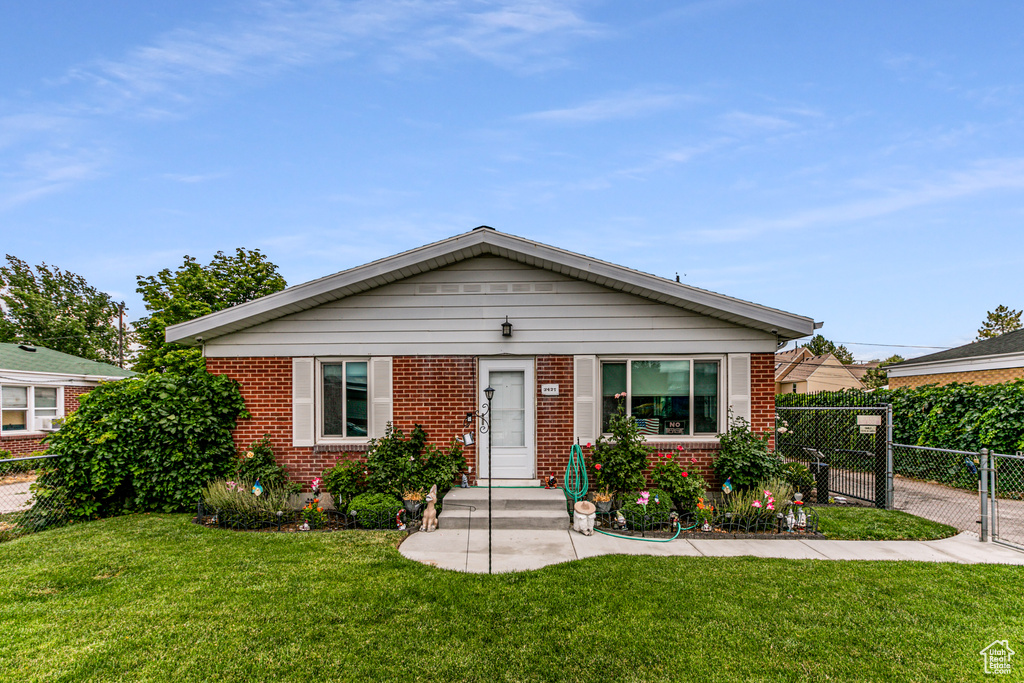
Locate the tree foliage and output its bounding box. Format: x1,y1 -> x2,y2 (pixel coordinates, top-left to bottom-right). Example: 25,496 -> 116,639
40,371 -> 248,520
801,334 -> 854,364
0,255 -> 124,363
977,305 -> 1022,340
134,248 -> 286,373
860,354 -> 905,389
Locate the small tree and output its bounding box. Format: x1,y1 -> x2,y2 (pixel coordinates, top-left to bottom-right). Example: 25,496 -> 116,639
589,395 -> 650,495
802,334 -> 854,364
861,354 -> 905,389
977,305 -> 1022,340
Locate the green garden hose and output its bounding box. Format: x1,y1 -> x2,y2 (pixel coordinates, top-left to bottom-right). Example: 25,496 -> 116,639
594,518 -> 694,543
563,442 -> 588,506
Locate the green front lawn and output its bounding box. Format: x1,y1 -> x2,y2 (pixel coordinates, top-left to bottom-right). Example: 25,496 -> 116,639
815,506 -> 959,540
1,514 -> 1018,682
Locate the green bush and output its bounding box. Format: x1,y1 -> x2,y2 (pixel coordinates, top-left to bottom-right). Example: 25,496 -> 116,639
714,416 -> 781,490
618,488 -> 673,526
322,459 -> 368,511
41,371 -> 247,520
650,451 -> 707,515
348,492 -> 402,529
589,397 -> 650,495
364,423 -> 465,499
237,435 -> 296,493
780,461 -> 814,497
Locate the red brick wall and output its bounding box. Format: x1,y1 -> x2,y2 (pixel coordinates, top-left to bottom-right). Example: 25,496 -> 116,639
1,384 -> 92,456
392,356 -> 478,476
751,352 -> 776,449
536,356 -> 574,482
206,352 -> 776,489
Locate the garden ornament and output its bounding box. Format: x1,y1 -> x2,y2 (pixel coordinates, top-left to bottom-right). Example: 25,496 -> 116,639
797,508 -> 807,529
396,511 -> 406,531
614,510 -> 626,529
573,500 -> 596,536
546,473 -> 557,489
786,509 -> 796,532
461,473 -> 469,488
252,479 -> 263,497
420,484 -> 439,532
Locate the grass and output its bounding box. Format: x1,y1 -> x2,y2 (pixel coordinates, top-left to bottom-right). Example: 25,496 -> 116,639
0,514 -> 1019,682
816,506 -> 959,540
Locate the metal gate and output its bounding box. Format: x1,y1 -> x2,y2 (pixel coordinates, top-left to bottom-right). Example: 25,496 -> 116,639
775,405 -> 892,508
984,450 -> 1024,550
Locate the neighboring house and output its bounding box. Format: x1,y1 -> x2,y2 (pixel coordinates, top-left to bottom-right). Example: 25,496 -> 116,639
0,343 -> 134,456
887,329 -> 1024,389
774,347 -> 865,394
166,227 -> 817,486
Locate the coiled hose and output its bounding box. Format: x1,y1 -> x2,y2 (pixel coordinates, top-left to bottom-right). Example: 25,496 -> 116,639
563,442 -> 588,507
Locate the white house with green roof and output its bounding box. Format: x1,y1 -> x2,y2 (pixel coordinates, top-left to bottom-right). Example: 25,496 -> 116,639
0,343 -> 134,456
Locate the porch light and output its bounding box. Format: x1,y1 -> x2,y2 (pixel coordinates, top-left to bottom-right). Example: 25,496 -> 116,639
501,317 -> 512,337
484,386 -> 495,401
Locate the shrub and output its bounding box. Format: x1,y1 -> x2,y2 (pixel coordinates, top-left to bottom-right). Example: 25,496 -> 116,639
650,450 -> 707,516
41,371 -> 247,520
322,459 -> 368,511
780,461 -> 814,497
237,435 -> 295,492
714,415 -> 780,491
201,479 -> 292,519
590,396 -> 650,495
348,492 -> 402,529
618,488 -> 673,527
721,477 -> 795,531
364,423 -> 465,499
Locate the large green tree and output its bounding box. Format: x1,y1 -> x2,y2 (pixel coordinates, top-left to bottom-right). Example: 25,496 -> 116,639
976,305 -> 1022,340
0,255 -> 125,363
134,248 -> 287,374
801,334 -> 854,364
860,354 -> 906,389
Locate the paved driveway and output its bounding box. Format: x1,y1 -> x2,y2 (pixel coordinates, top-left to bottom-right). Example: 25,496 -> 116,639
0,481 -> 34,514
892,475 -> 1024,547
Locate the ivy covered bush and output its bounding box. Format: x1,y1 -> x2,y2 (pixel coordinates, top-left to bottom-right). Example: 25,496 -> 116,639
42,371 -> 247,520
348,492 -> 402,529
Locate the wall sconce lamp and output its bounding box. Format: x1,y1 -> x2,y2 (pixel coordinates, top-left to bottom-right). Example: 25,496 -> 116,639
501,316 -> 513,337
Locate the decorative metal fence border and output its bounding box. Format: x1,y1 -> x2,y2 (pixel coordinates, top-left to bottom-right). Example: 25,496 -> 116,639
193,498 -> 424,533
593,506 -> 820,537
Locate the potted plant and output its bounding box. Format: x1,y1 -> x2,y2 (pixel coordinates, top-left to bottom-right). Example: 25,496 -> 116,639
402,489 -> 423,514
591,488 -> 613,513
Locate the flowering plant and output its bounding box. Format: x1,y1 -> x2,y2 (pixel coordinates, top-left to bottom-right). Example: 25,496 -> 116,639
302,497 -> 327,529
696,497 -> 715,525
590,395 -> 650,494
651,451 -> 707,517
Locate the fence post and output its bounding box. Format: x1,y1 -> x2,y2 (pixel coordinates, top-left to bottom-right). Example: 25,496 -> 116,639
979,448 -> 989,542
885,404 -> 894,510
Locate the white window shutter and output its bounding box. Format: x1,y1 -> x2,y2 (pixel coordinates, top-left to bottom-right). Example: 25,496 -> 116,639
370,357 -> 393,438
292,357 -> 315,447
727,353 -> 751,427
574,355 -> 598,444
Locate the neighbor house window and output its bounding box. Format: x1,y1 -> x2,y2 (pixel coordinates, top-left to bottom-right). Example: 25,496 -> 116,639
322,361 -> 368,438
1,385 -> 61,432
601,359 -> 720,437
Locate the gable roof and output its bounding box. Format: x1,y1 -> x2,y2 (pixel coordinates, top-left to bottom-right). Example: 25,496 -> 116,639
889,329 -> 1024,369
166,226 -> 818,345
0,344 -> 134,380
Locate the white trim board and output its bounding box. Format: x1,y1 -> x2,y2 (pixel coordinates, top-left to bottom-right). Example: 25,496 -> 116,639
887,352 -> 1024,378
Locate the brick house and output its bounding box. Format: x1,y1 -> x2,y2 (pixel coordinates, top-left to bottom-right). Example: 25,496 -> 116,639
0,343 -> 134,456
166,227 -> 817,487
887,329 -> 1024,389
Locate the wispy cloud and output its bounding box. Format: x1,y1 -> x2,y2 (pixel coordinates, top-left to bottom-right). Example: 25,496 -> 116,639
162,172 -> 227,184
0,148 -> 107,211
692,158 -> 1024,242
519,88 -> 690,123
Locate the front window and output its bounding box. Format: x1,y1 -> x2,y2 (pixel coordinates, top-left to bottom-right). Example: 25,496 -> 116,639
601,359 -> 720,437
322,361 -> 368,437
1,385 -> 62,432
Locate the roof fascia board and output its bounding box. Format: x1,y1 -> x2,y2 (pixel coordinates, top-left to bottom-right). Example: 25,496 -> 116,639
0,368 -> 124,384
886,351 -> 1024,377
167,229 -> 815,344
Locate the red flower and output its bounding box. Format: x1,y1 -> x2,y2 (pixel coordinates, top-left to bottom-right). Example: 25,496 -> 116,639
682,471 -> 689,477
676,445 -> 683,451
595,464 -> 602,471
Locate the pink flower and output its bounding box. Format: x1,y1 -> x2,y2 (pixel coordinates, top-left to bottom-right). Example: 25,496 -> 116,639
751,500 -> 762,508
676,445 -> 683,451
764,490 -> 771,498
691,457 -> 698,464
682,471 -> 688,477
586,442 -> 592,448
767,502 -> 775,510
311,477 -> 323,489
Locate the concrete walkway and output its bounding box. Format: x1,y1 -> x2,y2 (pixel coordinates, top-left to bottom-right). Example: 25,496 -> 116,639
0,481 -> 33,514
399,529 -> 1024,573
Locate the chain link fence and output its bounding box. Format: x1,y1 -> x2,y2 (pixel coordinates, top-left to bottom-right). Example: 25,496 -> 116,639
891,444 -> 982,533
0,453 -> 69,542
990,451 -> 1024,550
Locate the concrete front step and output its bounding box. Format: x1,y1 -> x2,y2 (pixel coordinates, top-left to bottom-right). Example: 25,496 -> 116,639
439,486 -> 570,530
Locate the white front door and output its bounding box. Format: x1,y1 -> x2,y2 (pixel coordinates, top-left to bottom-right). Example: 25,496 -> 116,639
479,358 -> 535,479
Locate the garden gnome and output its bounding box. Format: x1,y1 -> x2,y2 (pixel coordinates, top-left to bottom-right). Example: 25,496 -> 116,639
785,508 -> 796,532
573,500 -> 596,536
420,484 -> 439,532
546,473 -> 557,489
461,473 -> 469,488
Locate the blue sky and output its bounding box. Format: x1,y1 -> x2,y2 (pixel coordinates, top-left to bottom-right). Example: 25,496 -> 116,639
3,0 -> 1023,360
